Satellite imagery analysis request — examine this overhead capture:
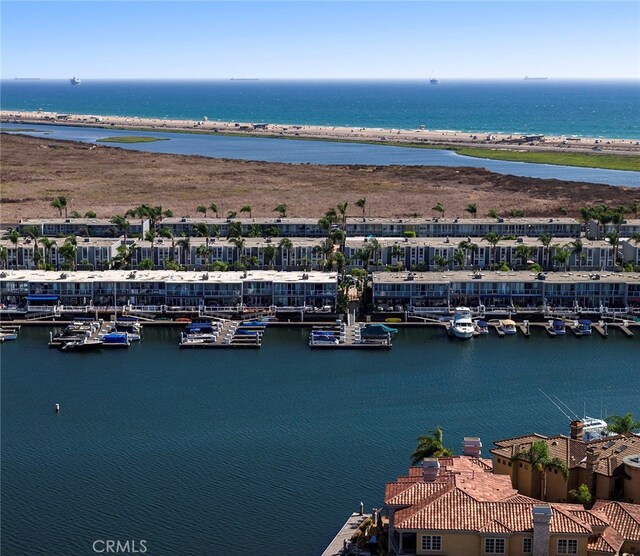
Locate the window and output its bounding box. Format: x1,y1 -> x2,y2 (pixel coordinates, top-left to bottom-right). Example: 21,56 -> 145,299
558,539 -> 578,554
484,538 -> 505,554
421,535 -> 442,551
523,538 -> 532,554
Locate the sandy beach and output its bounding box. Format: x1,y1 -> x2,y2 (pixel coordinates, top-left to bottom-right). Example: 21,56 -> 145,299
3,109 -> 640,155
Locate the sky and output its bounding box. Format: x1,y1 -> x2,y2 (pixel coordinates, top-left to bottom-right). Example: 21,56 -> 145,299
1,1 -> 639,79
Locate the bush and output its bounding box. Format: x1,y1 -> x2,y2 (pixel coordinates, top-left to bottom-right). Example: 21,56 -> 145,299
403,231 -> 417,238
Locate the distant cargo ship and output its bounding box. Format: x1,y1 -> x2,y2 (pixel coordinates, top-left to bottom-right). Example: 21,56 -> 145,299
429,78 -> 439,85
524,76 -> 548,80
14,77 -> 40,81
230,78 -> 259,81
70,76 -> 81,85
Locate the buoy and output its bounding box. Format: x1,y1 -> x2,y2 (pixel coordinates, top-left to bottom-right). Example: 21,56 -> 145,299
55,403 -> 60,413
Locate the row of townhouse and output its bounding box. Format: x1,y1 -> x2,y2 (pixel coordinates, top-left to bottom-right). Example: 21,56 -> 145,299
5,236 -> 640,273
344,237 -> 625,271
585,219 -> 640,240
14,216 -> 588,239
0,270 -> 338,310
371,270 -> 640,311
15,218 -> 148,238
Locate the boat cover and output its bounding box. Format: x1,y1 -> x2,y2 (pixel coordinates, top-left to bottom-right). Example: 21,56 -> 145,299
578,319 -> 592,325
476,320 -> 488,327
362,323 -> 398,337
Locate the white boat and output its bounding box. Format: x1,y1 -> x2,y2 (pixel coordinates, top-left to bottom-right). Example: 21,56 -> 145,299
549,320 -> 566,335
583,416 -> 613,442
70,76 -> 81,85
0,330 -> 18,342
451,307 -> 474,339
499,319 -> 517,335
474,320 -> 489,335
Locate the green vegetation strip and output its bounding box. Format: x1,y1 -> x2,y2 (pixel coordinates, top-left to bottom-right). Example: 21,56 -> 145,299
96,136 -> 169,144
453,147 -> 640,172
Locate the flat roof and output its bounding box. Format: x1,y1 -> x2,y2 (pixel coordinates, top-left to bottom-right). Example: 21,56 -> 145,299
0,269 -> 338,284
346,237 -> 613,248
372,270 -> 640,285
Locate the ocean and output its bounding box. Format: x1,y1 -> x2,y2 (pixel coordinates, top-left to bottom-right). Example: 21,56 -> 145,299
2,79 -> 639,139
1,327 -> 638,555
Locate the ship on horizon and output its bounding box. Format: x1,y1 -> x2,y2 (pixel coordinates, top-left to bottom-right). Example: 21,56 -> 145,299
429,78 -> 439,85
14,77 -> 40,81
230,78 -> 259,81
524,76 -> 548,80
70,76 -> 81,85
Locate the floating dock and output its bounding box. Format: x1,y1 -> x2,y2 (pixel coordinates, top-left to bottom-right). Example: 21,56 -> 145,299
178,319 -> 264,349
309,322 -> 393,349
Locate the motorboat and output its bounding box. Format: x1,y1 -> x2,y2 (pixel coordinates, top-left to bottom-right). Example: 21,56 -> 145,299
100,332 -> 131,347
60,337 -> 103,351
549,320 -> 566,335
499,319 -> 517,335
573,319 -> 592,336
451,307 -> 474,339
474,320 -> 489,335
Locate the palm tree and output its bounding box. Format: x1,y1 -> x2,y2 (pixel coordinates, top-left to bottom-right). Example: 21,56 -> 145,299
515,244 -> 537,270
227,210 -> 238,219
356,246 -> 373,273
606,413 -> 640,434
391,244 -> 405,270
464,203 -> 478,218
511,441 -> 568,501
51,196 -> 68,217
368,238 -> 381,270
196,244 -> 211,268
176,236 -> 191,268
196,205 -> 207,218
325,207 -> 338,224
483,231 -> 501,268
40,237 -> 57,269
452,249 -> 466,269
432,202 -> 445,219
261,244 -> 277,269
570,239 -> 584,270
193,223 -> 213,248
110,215 -> 130,242
552,246 -> 571,271
114,243 -> 135,270
336,201 -> 348,225
274,203 -> 288,218
432,254 -> 448,271
278,238 -> 293,268
458,240 -> 478,270
227,221 -> 243,239
7,229 -> 19,269
628,201 -> 639,219
355,197 -> 366,218
209,203 -> 219,218
59,240 -> 77,270
606,231 -> 620,268
0,247 -> 7,270
240,205 -> 252,218
538,233 -> 554,270
410,427 -> 453,465
23,225 -> 41,268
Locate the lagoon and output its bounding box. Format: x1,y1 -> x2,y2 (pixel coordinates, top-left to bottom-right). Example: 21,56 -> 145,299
1,326 -> 638,555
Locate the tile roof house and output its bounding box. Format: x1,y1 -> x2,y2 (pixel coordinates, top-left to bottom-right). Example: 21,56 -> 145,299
383,456 -> 640,556
491,427 -> 640,504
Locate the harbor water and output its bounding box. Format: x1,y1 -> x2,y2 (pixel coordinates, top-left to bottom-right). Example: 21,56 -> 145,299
1,326 -> 638,555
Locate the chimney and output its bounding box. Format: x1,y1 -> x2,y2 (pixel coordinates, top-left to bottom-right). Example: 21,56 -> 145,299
463,437 -> 482,457
422,458 -> 440,482
532,505 -> 553,556
585,446 -> 599,496
570,420 -> 584,441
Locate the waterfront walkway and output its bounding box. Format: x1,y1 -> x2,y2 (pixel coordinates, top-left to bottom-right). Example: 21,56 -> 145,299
321,513 -> 371,556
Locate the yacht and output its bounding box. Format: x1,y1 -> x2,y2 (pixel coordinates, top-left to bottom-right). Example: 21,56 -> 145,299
499,319 -> 517,335
451,307 -> 474,339
69,76 -> 81,85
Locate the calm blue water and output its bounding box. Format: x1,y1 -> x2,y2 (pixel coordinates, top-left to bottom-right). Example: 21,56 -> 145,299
2,79 -> 639,139
3,122 -> 639,187
2,327 -> 638,555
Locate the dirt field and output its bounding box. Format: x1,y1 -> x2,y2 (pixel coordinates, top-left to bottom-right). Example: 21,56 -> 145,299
1,133 -> 637,223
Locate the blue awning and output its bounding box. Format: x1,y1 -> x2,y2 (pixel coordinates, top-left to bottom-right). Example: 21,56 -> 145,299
27,295 -> 59,302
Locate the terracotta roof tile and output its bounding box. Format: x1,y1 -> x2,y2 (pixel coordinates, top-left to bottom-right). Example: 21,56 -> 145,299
591,501 -> 640,542
587,527 -> 625,554
491,435 -> 586,469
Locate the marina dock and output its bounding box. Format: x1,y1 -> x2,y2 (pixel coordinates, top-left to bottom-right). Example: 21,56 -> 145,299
321,513 -> 372,556
178,319 -> 264,349
309,322 -> 394,349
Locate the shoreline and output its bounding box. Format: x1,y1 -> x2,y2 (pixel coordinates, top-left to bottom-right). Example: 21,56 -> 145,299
3,109 -> 640,156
